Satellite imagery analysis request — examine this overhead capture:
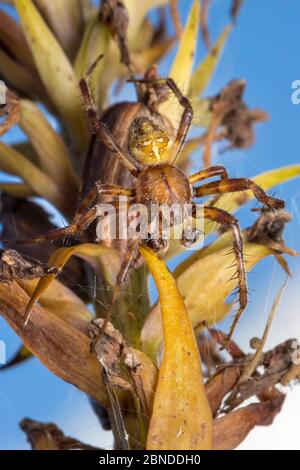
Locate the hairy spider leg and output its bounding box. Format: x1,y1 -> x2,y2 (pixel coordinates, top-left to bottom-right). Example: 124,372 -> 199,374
79,78 -> 141,174
11,185 -> 134,245
189,165 -> 229,184
20,185 -> 135,325
12,207 -> 98,246
200,205 -> 247,345
101,239 -> 141,334
164,78 -> 194,163
74,184 -> 134,220
194,178 -> 284,211
191,175 -> 284,345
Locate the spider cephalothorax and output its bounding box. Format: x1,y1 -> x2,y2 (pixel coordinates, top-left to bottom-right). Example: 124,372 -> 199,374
129,116 -> 172,165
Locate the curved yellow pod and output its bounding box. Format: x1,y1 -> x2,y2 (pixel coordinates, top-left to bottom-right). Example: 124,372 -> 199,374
140,245 -> 212,450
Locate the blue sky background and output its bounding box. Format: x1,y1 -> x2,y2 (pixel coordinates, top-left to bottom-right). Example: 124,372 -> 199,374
0,0 -> 300,449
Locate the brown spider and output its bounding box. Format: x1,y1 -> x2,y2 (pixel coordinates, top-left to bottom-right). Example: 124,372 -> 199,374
14,76 -> 284,342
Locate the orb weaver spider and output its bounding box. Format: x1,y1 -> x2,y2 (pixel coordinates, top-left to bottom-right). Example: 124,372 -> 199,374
16,75 -> 284,342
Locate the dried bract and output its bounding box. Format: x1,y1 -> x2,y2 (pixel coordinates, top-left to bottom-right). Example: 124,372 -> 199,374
20,418 -> 100,450
89,318 -> 141,391
0,249 -> 58,283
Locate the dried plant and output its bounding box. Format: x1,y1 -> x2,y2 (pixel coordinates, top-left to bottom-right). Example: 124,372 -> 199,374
0,0 -> 300,451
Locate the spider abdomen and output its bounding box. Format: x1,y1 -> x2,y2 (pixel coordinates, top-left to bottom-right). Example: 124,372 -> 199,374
136,164 -> 192,209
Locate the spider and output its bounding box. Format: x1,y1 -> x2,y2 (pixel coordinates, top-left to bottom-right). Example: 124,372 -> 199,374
15,76 -> 284,342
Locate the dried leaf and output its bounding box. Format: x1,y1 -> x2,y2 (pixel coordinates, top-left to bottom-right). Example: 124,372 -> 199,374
24,243 -> 120,325
11,142 -> 38,164
209,328 -> 245,360
206,367 -> 239,416
274,253 -> 292,276
0,90 -> 20,137
133,349 -> 158,414
223,339 -> 298,413
89,318 -> 158,450
132,37 -> 175,75
206,336 -> 297,423
86,1 -> 169,108
205,80 -> 268,156
213,398 -> 284,450
189,25 -> 231,97
140,245 -> 213,450
0,47 -> 47,102
0,142 -> 67,214
100,0 -> 131,71
89,319 -> 142,391
74,15 -> 110,107
0,248 -> 57,283
19,98 -> 78,201
124,0 -> 168,43
0,194 -> 87,302
14,0 -> 88,154
0,9 -> 35,70
21,278 -> 92,334
20,418 -> 100,450
0,183 -> 35,198
33,0 -> 84,60
281,363 -> 300,386
0,281 -> 108,405
0,9 -> 50,105
202,335 -> 298,448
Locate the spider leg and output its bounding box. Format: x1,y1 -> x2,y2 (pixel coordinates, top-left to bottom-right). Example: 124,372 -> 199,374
202,206 -> 248,345
13,206 -> 99,245
75,183 -> 134,219
165,78 -> 194,163
10,185 -> 134,245
74,185 -> 99,218
79,78 -> 140,174
189,165 -> 229,184
101,239 -> 140,332
193,177 -> 284,211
